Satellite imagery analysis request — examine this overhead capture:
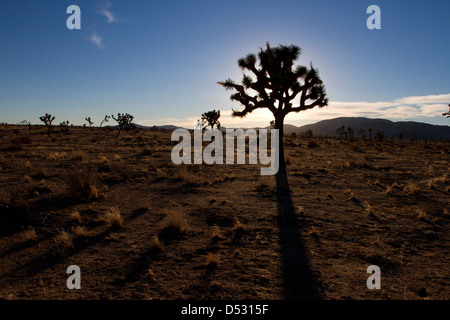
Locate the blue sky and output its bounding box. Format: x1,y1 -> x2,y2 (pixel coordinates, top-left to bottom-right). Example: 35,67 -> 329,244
0,0 -> 449,128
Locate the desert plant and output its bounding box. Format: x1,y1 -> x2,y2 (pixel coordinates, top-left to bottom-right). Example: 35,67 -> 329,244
336,126 -> 346,139
374,130 -> 385,142
85,117 -> 94,127
218,42 -> 328,167
111,113 -> 136,138
100,115 -> 111,127
347,127 -> 354,140
359,129 -> 366,142
201,109 -> 221,129
39,113 -> 55,135
443,104 -> 450,118
100,206 -> 123,229
368,128 -> 373,143
60,120 -> 70,127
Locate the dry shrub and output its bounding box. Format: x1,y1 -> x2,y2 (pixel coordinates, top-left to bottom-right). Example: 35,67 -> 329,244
174,166 -> 204,186
403,182 -> 419,195
233,216 -> 245,232
25,160 -> 32,169
159,210 -> 187,236
307,140 -> 319,148
211,225 -> 224,242
100,206 -> 123,229
113,154 -> 121,162
70,151 -> 88,161
365,202 -> 375,216
148,236 -> 163,254
98,155 -> 109,163
48,152 -> 68,161
205,253 -> 220,269
18,226 -> 37,243
69,209 -> 82,224
66,168 -> 100,199
140,146 -> 153,156
70,225 -> 90,237
54,230 -> 74,254
308,226 -> 321,238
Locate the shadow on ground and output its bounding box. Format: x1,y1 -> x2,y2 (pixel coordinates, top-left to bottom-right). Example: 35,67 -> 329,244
276,166 -> 324,299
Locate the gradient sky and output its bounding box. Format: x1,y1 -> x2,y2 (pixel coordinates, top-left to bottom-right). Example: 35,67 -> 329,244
1,0 -> 449,128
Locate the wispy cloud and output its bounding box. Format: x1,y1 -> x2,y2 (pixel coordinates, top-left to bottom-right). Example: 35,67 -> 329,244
88,31 -> 105,49
98,1 -> 117,23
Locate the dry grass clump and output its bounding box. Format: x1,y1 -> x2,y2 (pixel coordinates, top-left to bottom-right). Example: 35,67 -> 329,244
24,175 -> 32,183
205,253 -> 220,269
66,168 -> 100,199
70,225 -> 90,237
54,230 -> 74,254
174,166 -> 204,186
148,236 -> 163,255
365,202 -> 375,216
159,210 -> 187,236
113,154 -> 121,162
211,225 -> 224,242
100,206 -> 123,229
417,209 -> 429,222
25,160 -> 32,169
403,181 -> 420,195
308,226 -> 321,238
98,155 -> 109,163
384,185 -> 393,195
344,189 -> 357,201
47,152 -> 68,161
70,151 -> 88,161
18,226 -> 37,243
69,209 -> 82,224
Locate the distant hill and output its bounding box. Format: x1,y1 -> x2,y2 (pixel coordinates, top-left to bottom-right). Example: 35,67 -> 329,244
291,117 -> 450,140
131,117 -> 449,140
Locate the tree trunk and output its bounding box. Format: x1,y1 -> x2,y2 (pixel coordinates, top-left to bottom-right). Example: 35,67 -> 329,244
275,115 -> 286,169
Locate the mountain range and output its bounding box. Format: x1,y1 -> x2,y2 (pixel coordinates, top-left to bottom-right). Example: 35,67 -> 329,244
136,117 -> 450,140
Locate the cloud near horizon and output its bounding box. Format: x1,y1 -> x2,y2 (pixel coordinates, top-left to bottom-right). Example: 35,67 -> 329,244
138,93 -> 450,128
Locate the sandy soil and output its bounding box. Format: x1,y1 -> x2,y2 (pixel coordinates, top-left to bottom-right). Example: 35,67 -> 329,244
0,125 -> 448,300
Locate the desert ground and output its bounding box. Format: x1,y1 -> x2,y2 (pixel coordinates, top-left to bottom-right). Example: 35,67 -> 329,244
0,124 -> 448,300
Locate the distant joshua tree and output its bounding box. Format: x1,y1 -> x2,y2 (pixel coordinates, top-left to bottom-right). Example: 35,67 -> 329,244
85,117 -> 94,127
39,113 -> 55,135
20,120 -> 31,130
359,129 -> 366,142
218,42 -> 328,167
443,104 -> 450,118
60,120 -> 70,126
368,128 -> 373,144
270,120 -> 276,129
111,113 -> 135,138
201,109 -> 221,129
336,126 -> 346,139
347,127 -> 354,140
100,115 -> 111,127
374,130 -> 385,142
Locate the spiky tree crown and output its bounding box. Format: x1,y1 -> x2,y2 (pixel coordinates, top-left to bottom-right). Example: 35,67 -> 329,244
218,43 -> 328,120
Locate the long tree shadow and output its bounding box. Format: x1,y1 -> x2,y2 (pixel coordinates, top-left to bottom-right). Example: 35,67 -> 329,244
276,166 -> 324,299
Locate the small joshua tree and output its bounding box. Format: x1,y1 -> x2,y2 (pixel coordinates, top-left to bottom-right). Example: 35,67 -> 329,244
336,126 -> 346,139
359,129 -> 366,142
85,117 -> 94,127
201,109 -> 221,129
60,120 -> 70,126
443,104 -> 450,118
100,115 -> 111,127
111,113 -> 135,138
347,127 -> 354,140
39,113 -> 55,135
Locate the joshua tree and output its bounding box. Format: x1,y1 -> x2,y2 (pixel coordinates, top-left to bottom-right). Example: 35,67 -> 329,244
375,130 -> 385,142
368,128 -> 373,144
39,113 -> 55,135
218,43 -> 328,167
443,104 -> 450,118
359,129 -> 366,142
111,113 -> 135,138
201,109 -> 221,129
100,115 -> 111,127
60,120 -> 70,126
85,117 -> 94,127
347,127 -> 354,140
336,126 -> 346,139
